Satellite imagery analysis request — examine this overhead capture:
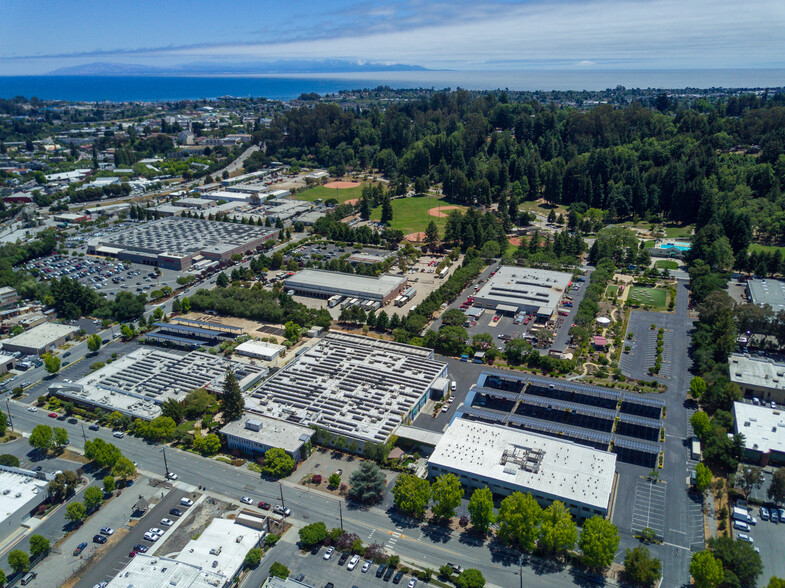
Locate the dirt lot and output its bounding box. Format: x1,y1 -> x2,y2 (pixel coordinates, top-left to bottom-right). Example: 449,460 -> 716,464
155,497 -> 235,557
183,312 -> 287,343
293,448 -> 395,491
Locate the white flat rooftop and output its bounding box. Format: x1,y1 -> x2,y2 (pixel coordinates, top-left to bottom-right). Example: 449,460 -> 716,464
429,419 -> 616,511
729,353 -> 785,393
733,402 -> 785,455
220,414 -> 314,454
176,518 -> 263,581
0,471 -> 48,523
3,322 -> 78,350
474,266 -> 572,316
284,269 -> 406,299
106,554 -> 226,588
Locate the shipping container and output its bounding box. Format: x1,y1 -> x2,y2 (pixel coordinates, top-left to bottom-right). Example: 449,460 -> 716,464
328,295 -> 344,308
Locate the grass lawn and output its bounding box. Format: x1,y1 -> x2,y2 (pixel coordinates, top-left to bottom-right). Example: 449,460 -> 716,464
371,196 -> 467,235
292,184 -> 364,204
655,260 -> 679,270
663,224 -> 693,239
643,240 -> 656,248
605,284 -> 621,298
628,286 -> 668,309
518,199 -> 569,218
748,243 -> 785,256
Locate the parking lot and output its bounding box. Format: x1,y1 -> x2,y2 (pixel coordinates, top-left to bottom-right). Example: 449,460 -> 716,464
259,539 -> 424,588
23,253 -> 185,299
732,505 -> 785,582
630,478 -> 667,539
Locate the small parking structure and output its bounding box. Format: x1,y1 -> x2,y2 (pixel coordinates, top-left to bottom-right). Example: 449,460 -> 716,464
631,478 -> 667,539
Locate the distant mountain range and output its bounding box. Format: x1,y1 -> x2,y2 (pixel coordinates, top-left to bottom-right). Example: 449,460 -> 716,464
47,60 -> 430,76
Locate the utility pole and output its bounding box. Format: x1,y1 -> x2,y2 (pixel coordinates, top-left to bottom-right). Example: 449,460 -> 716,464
5,398 -> 13,431
80,423 -> 87,444
339,500 -> 343,530
278,482 -> 285,509
162,447 -> 170,477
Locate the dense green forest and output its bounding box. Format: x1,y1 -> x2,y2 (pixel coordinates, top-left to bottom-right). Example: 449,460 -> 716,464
251,91 -> 785,265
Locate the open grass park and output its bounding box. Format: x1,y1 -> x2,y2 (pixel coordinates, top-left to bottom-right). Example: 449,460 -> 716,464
292,183 -> 364,204
628,286 -> 668,309
655,260 -> 679,270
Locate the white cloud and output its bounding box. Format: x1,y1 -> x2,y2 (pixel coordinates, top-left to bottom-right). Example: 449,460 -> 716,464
160,0 -> 784,68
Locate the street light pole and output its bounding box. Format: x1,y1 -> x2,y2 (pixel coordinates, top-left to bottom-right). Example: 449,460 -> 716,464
5,398 -> 13,431
162,447 -> 170,477
339,500 -> 343,530
81,423 -> 87,443
278,482 -> 285,509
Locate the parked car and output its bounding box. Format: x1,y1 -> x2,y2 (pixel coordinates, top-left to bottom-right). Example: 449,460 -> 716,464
737,533 -> 754,543
376,564 -> 388,578
347,554 -> 361,570
93,534 -> 107,544
73,542 -> 88,555
180,497 -> 193,507
323,546 -> 335,560
384,567 -> 395,581
258,501 -> 271,510
393,570 -> 405,584
148,527 -> 164,536
133,544 -> 148,553
100,526 -> 114,535
89,424 -> 100,431
27,406 -> 37,412
143,532 -> 159,542
48,412 -> 58,418
338,552 -> 350,565
362,561 -> 372,573
166,472 -> 178,480
170,508 -> 183,517
760,506 -> 770,520
160,518 -> 173,526
113,431 -> 125,438
241,496 -> 254,505
273,504 -> 291,516
733,520 -> 750,532
408,579 -> 418,588
20,571 -> 37,585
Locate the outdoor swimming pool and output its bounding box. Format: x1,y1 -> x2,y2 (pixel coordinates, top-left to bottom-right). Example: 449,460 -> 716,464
659,242 -> 691,251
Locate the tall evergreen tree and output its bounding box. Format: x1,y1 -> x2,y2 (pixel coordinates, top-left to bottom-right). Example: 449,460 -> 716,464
221,370 -> 244,423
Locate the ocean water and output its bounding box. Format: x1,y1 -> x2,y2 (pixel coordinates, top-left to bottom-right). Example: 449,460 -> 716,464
0,70 -> 784,102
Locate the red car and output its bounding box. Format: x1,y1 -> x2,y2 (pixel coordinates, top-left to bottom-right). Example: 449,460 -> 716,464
48,412 -> 58,418
129,550 -> 138,558
492,315 -> 500,321
258,501 -> 271,510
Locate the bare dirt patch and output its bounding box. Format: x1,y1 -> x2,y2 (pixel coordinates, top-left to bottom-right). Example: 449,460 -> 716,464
405,232 -> 427,242
508,237 -> 523,247
157,497 -> 234,557
343,198 -> 359,205
428,205 -> 464,218
324,181 -> 361,189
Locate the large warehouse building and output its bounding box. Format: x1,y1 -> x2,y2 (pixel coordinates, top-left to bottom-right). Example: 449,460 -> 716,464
472,266 -> 573,318
2,322 -> 78,356
87,217 -> 278,270
283,269 -> 407,305
246,332 -> 448,446
428,419 -> 617,518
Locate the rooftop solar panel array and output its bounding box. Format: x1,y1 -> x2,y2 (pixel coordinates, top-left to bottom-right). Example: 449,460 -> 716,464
618,413 -> 662,429
613,437 -> 661,454
518,394 -> 618,420
470,386 -> 522,403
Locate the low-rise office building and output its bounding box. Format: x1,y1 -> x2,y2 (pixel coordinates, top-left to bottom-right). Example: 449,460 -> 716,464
234,340 -> 286,361
472,266 -> 573,319
428,419 -> 617,518
1,322 -> 78,356
221,414 -> 314,461
0,287 -> 18,309
0,466 -> 51,544
729,353 -> 785,405
284,269 -> 407,305
246,332 -> 448,446
733,402 -> 785,466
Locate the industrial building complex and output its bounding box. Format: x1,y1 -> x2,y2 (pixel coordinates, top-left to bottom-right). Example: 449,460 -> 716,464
733,402 -> 785,466
472,266 -> 573,318
50,348 -> 266,420
246,332 -> 448,445
283,268 -> 407,305
87,217 -> 278,270
428,419 -> 617,518
0,466 -> 51,545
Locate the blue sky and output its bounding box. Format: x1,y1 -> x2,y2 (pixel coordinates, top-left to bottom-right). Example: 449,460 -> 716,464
1,0 -> 784,74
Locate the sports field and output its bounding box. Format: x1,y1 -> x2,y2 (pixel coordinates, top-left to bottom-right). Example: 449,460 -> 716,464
292,184 -> 364,204
370,196 -> 467,236
628,286 -> 667,309
655,260 -> 679,270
